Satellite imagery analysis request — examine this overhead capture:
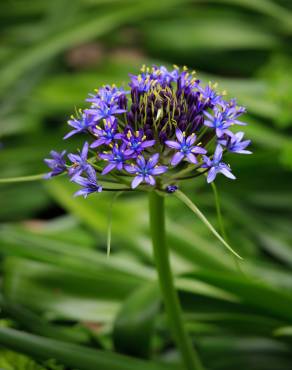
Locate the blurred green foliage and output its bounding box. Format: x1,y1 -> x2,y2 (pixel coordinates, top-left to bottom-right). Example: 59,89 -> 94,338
0,0 -> 292,369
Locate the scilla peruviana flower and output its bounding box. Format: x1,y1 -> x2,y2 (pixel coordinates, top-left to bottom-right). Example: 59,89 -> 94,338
43,65 -> 251,370
44,65 -> 251,197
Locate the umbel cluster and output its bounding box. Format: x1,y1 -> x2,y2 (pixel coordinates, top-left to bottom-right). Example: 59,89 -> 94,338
45,65 -> 251,197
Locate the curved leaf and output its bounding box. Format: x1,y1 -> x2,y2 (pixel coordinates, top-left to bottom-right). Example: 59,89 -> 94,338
113,283 -> 160,358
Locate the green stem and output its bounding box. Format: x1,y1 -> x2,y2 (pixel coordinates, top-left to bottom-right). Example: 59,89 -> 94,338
0,173 -> 45,183
149,191 -> 204,370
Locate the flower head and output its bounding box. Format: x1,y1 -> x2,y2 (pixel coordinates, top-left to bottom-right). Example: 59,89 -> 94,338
125,154 -> 167,188
87,85 -> 129,106
73,167 -> 102,198
166,128 -> 207,166
68,142 -> 93,181
44,150 -> 67,178
204,102 -> 246,138
219,132 -> 252,154
99,143 -> 133,175
90,117 -> 122,148
198,82 -> 223,106
45,65 -> 250,195
64,112 -> 94,139
129,73 -> 154,94
202,145 -> 236,183
122,129 -> 155,154
85,100 -> 126,123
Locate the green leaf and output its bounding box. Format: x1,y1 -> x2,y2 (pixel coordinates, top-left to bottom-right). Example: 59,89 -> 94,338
274,326 -> 292,337
174,190 -> 242,259
2,257 -> 140,322
0,0 -> 189,93
0,294 -> 89,344
190,270 -> 292,322
113,283 -> 160,358
0,327 -> 177,370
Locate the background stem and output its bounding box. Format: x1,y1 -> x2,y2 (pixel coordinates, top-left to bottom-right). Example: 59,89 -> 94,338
149,191 -> 204,370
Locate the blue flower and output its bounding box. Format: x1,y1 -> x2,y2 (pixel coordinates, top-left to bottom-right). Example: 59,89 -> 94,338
125,153 -> 168,188
64,112 -> 94,139
73,167 -> 102,198
165,128 -> 207,166
44,150 -> 67,179
87,85 -> 129,105
129,73 -> 153,93
45,65 -> 251,194
99,143 -> 133,175
91,117 -> 122,148
198,82 -> 222,106
204,109 -> 232,138
177,70 -> 199,90
152,66 -> 180,85
219,132 -> 252,154
202,145 -> 236,183
122,129 -> 155,154
204,102 -> 246,137
68,142 -> 93,181
85,100 -> 126,123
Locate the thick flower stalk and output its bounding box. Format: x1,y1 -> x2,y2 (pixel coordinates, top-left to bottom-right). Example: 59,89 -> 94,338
44,65 -> 251,194
43,65 -> 251,370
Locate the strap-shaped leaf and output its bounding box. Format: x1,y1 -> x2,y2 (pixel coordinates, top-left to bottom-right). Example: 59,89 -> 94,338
113,282 -> 160,358
107,192 -> 123,257
0,327 -> 177,370
175,190 -> 242,259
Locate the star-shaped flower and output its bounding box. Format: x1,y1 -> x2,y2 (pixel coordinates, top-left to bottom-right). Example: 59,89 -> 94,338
73,167 -> 102,198
85,100 -> 126,123
165,128 -> 207,166
99,143 -> 133,175
90,117 -> 122,148
202,145 -> 236,183
125,153 -> 168,188
64,112 -> 94,139
219,132 -> 252,154
44,150 -> 67,179
122,129 -> 155,154
68,142 -> 93,181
